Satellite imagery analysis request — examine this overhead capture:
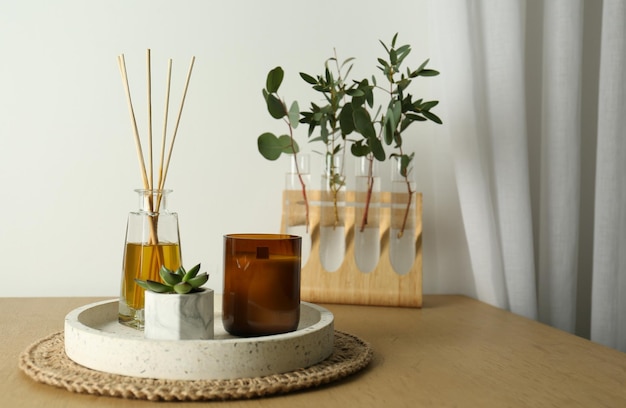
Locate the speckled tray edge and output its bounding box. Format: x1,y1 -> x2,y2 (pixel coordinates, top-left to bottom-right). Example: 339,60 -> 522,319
64,299 -> 335,380
19,330 -> 373,401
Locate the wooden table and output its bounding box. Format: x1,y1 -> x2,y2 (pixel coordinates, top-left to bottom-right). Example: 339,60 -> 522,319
3,295 -> 626,407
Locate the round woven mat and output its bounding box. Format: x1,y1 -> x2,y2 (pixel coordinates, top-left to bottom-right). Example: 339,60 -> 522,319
19,330 -> 373,401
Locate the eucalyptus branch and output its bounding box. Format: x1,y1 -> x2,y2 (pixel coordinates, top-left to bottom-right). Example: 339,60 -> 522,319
377,34 -> 443,238
257,34 -> 442,244
392,150 -> 415,239
358,153 -> 376,232
300,52 -> 355,228
284,117 -> 310,233
257,67 -> 310,232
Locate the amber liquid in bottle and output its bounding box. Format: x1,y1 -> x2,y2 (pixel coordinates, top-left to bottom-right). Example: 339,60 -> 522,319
223,234 -> 301,337
119,242 -> 181,328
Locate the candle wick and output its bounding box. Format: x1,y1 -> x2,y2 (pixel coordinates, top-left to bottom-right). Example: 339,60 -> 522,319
256,247 -> 270,259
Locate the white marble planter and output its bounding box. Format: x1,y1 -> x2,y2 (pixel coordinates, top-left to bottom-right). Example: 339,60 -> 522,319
144,289 -> 214,340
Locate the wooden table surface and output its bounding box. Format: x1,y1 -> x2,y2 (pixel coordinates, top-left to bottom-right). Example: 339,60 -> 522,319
3,295 -> 626,407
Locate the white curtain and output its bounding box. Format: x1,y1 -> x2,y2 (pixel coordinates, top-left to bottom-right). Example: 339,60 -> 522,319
590,0 -> 626,351
430,0 -> 626,350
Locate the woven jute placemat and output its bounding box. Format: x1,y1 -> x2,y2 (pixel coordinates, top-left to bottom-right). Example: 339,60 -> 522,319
18,330 -> 373,401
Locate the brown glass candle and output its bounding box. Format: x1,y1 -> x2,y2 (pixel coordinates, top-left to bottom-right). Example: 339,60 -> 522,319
222,234 -> 301,337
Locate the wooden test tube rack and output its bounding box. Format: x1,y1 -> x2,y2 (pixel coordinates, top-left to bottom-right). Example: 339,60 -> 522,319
281,190 -> 422,308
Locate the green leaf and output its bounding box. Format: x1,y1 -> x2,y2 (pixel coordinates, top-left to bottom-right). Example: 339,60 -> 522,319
320,120 -> 329,143
400,116 -> 413,132
352,106 -> 376,139
406,113 -> 427,122
392,100 -> 402,122
377,58 -> 390,71
344,63 -> 354,80
420,100 -> 439,111
146,280 -> 172,293
134,279 -> 149,291
325,67 -> 331,84
266,94 -> 286,119
400,153 -> 414,177
390,49 -> 398,65
410,59 -> 436,78
351,91 -> 365,108
394,131 -> 403,147
365,86 -> 374,108
160,267 -> 182,286
160,265 -> 174,275
288,101 -> 300,129
345,88 -> 364,97
307,122 -> 316,137
174,282 -> 192,294
384,116 -> 395,145
300,72 -> 317,85
278,134 -> 298,153
396,44 -> 411,60
419,69 -> 440,77
384,103 -> 398,144
258,132 -> 284,160
339,103 -> 355,135
370,137 -> 386,161
379,39 -> 390,55
417,59 -> 430,72
182,263 -> 201,282
187,273 -> 209,289
422,110 -> 443,124
396,78 -> 411,93
350,140 -> 370,157
341,57 -> 356,68
266,67 -> 284,93
186,273 -> 207,288
385,106 -> 397,130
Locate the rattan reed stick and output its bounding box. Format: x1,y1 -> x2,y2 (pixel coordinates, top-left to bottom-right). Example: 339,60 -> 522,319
118,53 -> 158,244
146,49 -> 154,191
158,56 -> 195,191
157,59 -> 172,196
118,52 -> 195,243
117,54 -> 150,193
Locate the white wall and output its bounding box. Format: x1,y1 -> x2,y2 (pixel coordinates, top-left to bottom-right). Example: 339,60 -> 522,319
0,0 -> 474,297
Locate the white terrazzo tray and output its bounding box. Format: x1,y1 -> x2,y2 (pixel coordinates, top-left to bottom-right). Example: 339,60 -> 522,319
64,299 -> 334,380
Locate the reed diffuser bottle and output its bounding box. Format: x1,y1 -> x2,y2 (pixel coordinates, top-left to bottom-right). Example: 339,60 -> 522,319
116,51 -> 195,329
118,189 -> 182,329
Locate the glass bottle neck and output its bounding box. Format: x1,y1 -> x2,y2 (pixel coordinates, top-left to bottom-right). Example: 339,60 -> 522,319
135,189 -> 172,214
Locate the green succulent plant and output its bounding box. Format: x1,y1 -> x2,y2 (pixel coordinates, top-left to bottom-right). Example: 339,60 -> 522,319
135,264 -> 209,294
